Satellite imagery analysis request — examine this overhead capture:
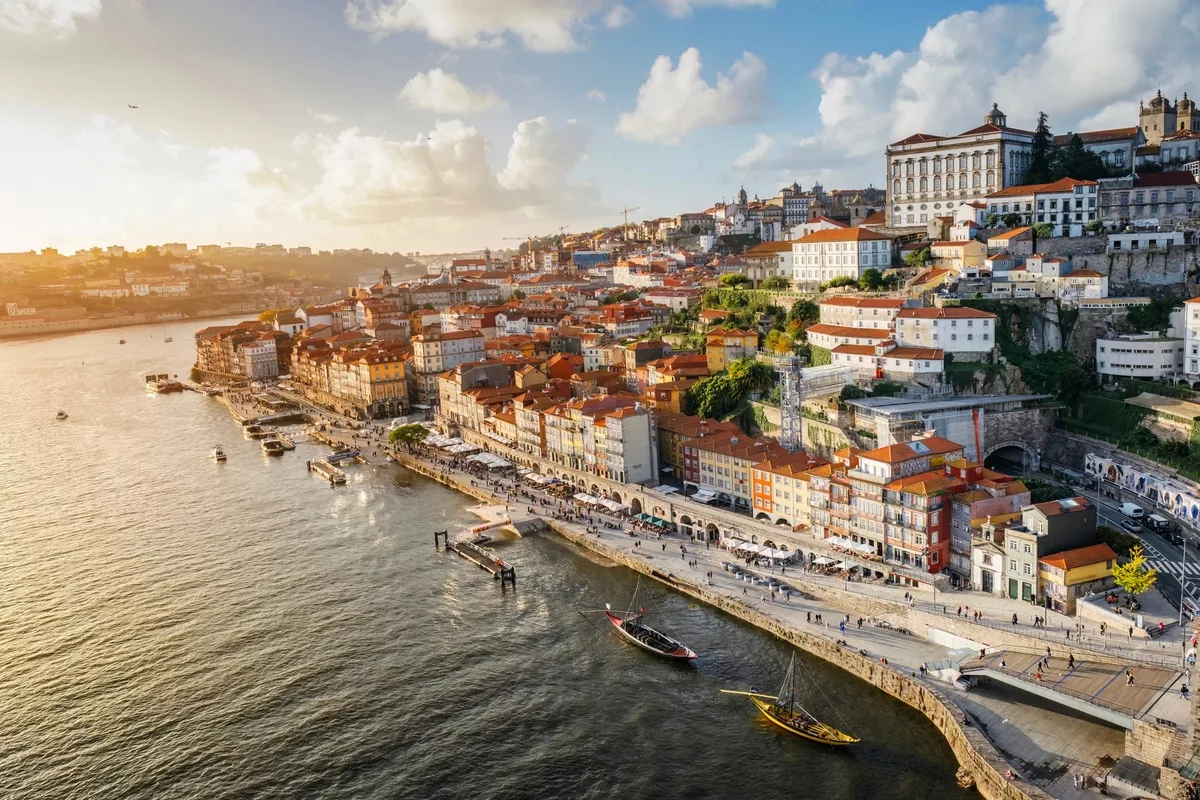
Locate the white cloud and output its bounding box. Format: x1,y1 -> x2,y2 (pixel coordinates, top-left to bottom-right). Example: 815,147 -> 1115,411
344,0 -> 604,53
616,48 -> 767,144
658,0 -> 774,18
586,89 -> 607,102
344,0 -> 775,51
604,3 -> 631,27
498,117 -> 590,193
735,0 -> 1200,188
307,110 -> 341,124
733,133 -> 773,169
399,68 -> 502,114
0,0 -> 101,37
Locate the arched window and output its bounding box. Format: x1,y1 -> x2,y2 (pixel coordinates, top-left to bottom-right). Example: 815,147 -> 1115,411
959,173 -> 968,189
893,180 -> 901,195
986,151 -> 995,168
972,172 -> 981,188
906,178 -> 914,193
958,154 -> 968,170
919,177 -> 928,191
933,176 -> 941,191
986,170 -> 995,186
972,153 -> 981,170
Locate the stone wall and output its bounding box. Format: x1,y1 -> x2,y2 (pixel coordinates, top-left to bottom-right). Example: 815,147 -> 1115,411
1127,718 -> 1176,766
1032,238 -> 1199,296
983,407 -> 1059,460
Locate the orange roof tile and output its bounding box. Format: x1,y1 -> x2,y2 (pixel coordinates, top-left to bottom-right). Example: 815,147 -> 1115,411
1039,543 -> 1118,571
796,227 -> 891,244
896,307 -> 997,320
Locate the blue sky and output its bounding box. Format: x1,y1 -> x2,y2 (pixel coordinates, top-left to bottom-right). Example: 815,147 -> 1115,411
2,0 -> 1197,254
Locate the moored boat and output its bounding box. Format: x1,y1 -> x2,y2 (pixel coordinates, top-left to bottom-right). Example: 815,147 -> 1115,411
211,444 -> 227,462
56,411 -> 68,420
721,653 -> 859,746
602,579 -> 697,660
163,336 -> 173,343
244,425 -> 268,439
119,339 -> 126,345
261,438 -> 285,456
145,373 -> 184,393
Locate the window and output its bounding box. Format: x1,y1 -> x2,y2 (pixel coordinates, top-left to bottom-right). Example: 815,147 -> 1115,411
1023,543 -> 1032,554
1023,563 -> 1032,576
1009,559 -> 1017,571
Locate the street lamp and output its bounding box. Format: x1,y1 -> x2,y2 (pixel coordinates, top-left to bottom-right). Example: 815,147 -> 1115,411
1181,534 -> 1190,626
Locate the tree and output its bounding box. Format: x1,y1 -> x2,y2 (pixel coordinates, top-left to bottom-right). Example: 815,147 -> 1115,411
1054,133 -> 1108,181
144,245 -> 160,258
1084,219 -> 1105,234
858,268 -> 884,292
1002,213 -> 1021,228
763,330 -> 794,354
1032,222 -> 1055,239
388,423 -> 429,452
1025,111 -> 1055,183
903,247 -> 930,268
727,357 -> 776,395
258,308 -> 284,324
1111,544 -> 1158,596
511,288 -> 527,300
761,275 -> 792,290
840,384 -> 868,401
719,273 -> 750,287
1127,298 -> 1174,334
690,224 -> 702,235
1096,525 -> 1141,559
987,213 -> 999,227
1019,350 -> 1092,406
788,299 -> 819,327
821,275 -> 857,290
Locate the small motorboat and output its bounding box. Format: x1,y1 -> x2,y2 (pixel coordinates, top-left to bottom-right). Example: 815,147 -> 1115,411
163,336 -> 173,343
211,445 -> 227,462
55,411 -> 68,420
118,339 -> 126,345
261,438 -> 285,456
244,425 -> 268,439
722,653 -> 859,746
602,579 -> 696,660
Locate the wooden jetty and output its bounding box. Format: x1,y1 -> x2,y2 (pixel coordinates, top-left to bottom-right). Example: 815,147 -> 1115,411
307,459 -> 347,485
436,529 -> 516,586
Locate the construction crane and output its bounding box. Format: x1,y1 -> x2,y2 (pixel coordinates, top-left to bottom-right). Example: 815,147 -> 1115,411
620,206 -> 641,241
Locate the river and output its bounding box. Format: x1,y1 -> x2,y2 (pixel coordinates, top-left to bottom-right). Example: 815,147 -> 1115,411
0,319 -> 973,799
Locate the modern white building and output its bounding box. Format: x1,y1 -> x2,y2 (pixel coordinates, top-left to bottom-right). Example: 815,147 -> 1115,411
986,177 -> 1100,237
1108,230 -> 1185,252
791,228 -> 892,291
1096,333 -> 1184,383
815,297 -> 906,333
894,307 -> 996,356
1184,298 -> 1200,382
886,104 -> 1034,228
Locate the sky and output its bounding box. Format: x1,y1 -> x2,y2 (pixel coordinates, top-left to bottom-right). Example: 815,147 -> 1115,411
2,0 -> 1199,255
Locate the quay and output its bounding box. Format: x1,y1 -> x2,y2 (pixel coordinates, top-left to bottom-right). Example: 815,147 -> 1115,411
204,390 -> 1189,800
307,459 -> 346,485
437,531 -> 517,586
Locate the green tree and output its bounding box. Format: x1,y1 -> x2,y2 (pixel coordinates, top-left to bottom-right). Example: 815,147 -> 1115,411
1019,350 -> 1092,406
690,224 -> 702,235
788,299 -> 819,326
1111,545 -> 1158,596
987,213 -> 999,227
719,273 -> 750,287
388,423 -> 429,452
1025,111 -> 1055,183
510,288 -> 527,300
903,247 -> 930,268
1032,222 -> 1055,239
858,268 -> 884,291
1127,298 -> 1175,334
840,384 -> 868,401
1084,219 -> 1105,234
727,357 -> 776,395
1002,212 -> 1021,227
258,308 -> 285,324
761,275 -> 792,290
1054,133 -> 1108,181
821,275 -> 857,290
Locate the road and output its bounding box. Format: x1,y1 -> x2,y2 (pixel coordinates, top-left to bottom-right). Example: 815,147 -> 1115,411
1020,470 -> 1200,620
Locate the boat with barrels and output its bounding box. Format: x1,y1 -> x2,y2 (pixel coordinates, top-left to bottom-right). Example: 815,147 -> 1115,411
722,652 -> 859,746
602,579 -> 696,660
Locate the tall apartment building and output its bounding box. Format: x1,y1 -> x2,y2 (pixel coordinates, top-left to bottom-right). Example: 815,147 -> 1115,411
410,330 -> 486,404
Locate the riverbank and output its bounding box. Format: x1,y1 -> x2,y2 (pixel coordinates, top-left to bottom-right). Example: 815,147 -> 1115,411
0,306 -> 258,341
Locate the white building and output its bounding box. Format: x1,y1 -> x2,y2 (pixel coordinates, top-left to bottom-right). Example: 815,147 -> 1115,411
1060,269 -> 1109,303
894,307 -> 996,355
1184,298 -> 1200,380
830,341 -> 945,380
241,335 -> 279,379
886,104 -> 1034,228
1108,230 -> 1185,252
1096,333 -> 1184,383
986,177 -> 1099,237
816,296 -> 907,330
791,227 -> 893,291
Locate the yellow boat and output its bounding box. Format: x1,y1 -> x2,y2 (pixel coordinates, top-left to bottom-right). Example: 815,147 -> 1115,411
722,653 -> 860,746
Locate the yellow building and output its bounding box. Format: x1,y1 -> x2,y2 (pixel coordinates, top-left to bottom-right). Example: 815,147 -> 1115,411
929,239 -> 986,270
1038,542 -> 1118,615
705,327 -> 758,373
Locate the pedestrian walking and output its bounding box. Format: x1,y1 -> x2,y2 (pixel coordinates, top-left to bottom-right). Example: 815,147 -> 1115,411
1068,654 -> 1075,670
1129,626 -> 1134,639
807,611 -> 811,623
1012,613 -> 1018,625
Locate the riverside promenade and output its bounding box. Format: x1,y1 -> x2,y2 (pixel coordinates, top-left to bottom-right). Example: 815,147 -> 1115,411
214,392 -> 1189,799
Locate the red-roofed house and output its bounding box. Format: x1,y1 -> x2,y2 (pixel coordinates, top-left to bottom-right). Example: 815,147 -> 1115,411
986,178 -> 1100,237
792,227 -> 893,291
894,307 -> 997,356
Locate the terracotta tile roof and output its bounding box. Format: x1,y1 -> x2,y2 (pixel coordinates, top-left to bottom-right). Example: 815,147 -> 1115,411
1030,496 -> 1090,516
890,133 -> 945,146
805,323 -> 893,340
807,216 -> 849,228
859,436 -> 963,464
1039,543 -> 1118,571
831,344 -> 877,356
818,297 -> 906,309
957,122 -> 1035,137
1064,269 -> 1104,278
861,211 -> 887,225
931,241 -> 977,248
1133,172 -> 1198,188
885,346 -> 944,360
1051,127 -> 1139,145
745,241 -> 795,255
987,178 -> 1098,199
796,227 -> 891,244
896,307 -> 997,320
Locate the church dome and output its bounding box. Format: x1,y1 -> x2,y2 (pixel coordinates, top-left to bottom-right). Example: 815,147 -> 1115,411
983,103 -> 1007,127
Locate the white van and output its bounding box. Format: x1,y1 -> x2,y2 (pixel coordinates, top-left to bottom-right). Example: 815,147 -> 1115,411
1120,502 -> 1145,519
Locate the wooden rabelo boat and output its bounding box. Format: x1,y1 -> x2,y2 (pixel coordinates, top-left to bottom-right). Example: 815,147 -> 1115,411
722,653 -> 859,746
602,579 -> 697,660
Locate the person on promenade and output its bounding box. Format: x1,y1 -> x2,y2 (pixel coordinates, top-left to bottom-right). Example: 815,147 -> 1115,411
1067,654 -> 1075,670
1012,613 -> 1018,625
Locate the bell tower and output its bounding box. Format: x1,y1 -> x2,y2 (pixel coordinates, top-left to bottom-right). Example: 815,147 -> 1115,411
983,103 -> 1007,128
1139,89 -> 1177,145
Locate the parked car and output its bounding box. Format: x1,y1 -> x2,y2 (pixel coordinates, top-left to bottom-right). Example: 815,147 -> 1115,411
1120,519 -> 1143,535
1170,533 -> 1187,547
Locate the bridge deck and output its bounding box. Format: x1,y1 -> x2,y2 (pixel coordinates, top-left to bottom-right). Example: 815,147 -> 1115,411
960,650 -> 1187,726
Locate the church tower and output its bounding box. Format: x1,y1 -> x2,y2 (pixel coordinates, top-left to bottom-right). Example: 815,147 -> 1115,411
736,186 -> 748,206
1139,89 -> 1178,145
1178,93 -> 1198,133
380,268 -> 392,287
983,103 -> 1007,128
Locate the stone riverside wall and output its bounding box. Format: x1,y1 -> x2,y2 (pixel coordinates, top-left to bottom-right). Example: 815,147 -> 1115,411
542,519 -> 1052,800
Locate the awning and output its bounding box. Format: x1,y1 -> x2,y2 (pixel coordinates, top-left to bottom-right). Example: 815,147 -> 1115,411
740,543 -> 761,554
691,489 -> 717,503
467,453 -> 511,469
598,498 -> 627,513
524,473 -> 557,486
446,442 -> 480,454
651,485 -> 680,495
724,538 -> 748,549
574,492 -> 601,505
813,556 -> 835,565
853,542 -> 875,555
660,466 -> 674,473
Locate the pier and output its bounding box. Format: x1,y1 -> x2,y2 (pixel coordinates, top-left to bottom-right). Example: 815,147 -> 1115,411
307,459 -> 346,485
441,534 -> 517,586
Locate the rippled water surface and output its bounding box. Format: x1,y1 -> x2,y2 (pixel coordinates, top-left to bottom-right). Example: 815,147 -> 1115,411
0,321 -> 973,799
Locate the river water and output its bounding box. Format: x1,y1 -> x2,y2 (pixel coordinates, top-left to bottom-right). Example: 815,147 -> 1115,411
0,320 -> 973,799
